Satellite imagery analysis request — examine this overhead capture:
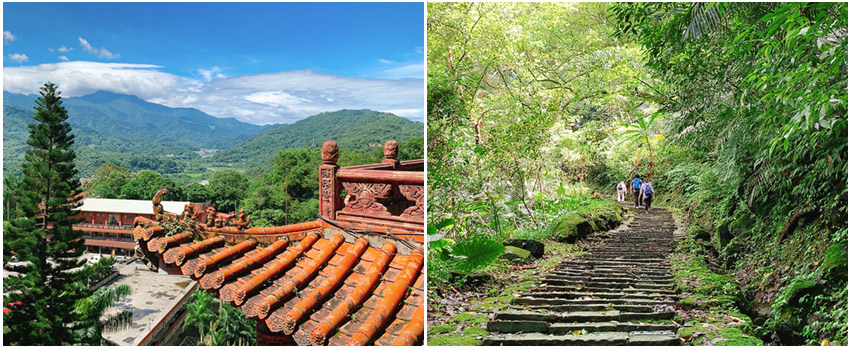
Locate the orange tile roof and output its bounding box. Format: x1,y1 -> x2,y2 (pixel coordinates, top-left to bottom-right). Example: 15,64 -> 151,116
133,218 -> 424,346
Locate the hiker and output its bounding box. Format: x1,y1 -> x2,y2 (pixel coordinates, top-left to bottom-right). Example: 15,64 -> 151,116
641,180 -> 655,212
616,180 -> 626,202
631,175 -> 643,208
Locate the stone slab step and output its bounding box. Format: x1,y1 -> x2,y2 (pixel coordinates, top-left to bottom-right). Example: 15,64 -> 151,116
549,321 -> 678,333
511,297 -> 676,306
543,285 -> 676,295
521,291 -> 679,300
628,332 -> 681,345
482,332 -> 630,346
545,275 -> 674,283
542,278 -> 674,289
510,303 -> 655,313
494,310 -> 674,323
555,268 -> 672,276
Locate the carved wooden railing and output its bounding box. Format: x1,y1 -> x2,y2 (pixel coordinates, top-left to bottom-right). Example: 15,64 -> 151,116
318,140 -> 424,241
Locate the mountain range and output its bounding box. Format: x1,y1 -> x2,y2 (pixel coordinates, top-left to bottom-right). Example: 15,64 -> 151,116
3,91 -> 422,177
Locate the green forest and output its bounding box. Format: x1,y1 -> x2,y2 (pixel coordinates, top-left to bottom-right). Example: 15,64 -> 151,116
4,92 -> 424,178
4,95 -> 424,227
427,2 -> 846,346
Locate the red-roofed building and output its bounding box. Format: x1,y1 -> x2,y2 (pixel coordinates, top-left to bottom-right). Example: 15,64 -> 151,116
132,140 -> 424,346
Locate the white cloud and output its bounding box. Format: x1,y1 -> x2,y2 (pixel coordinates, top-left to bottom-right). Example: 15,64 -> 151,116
198,66 -> 225,81
7,53 -> 28,63
4,62 -> 425,124
3,61 -> 180,99
245,91 -> 310,106
375,63 -> 425,80
377,58 -> 395,64
58,45 -> 71,53
58,55 -> 69,61
78,37 -> 119,59
4,31 -> 15,44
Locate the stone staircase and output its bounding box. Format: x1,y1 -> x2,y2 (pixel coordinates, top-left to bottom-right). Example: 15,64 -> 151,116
483,207 -> 681,346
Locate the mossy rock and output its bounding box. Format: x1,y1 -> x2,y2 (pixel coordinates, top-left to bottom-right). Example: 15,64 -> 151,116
550,213 -> 592,243
450,312 -> 489,324
429,324 -> 457,334
720,237 -> 741,267
690,226 -> 711,241
427,334 -> 482,346
678,322 -> 707,338
781,278 -> 818,306
500,246 -> 532,263
821,243 -> 848,278
463,326 -> 488,337
504,239 -> 544,258
712,326 -> 764,346
713,217 -> 734,250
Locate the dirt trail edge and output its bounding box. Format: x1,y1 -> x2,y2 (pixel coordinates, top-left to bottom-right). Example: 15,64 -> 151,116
483,206 -> 682,346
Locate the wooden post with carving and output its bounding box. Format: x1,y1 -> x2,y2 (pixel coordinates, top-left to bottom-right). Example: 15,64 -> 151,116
318,141 -> 342,220
381,140 -> 400,170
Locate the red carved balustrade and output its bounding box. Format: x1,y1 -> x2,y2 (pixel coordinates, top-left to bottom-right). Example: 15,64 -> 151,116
318,140 -> 424,240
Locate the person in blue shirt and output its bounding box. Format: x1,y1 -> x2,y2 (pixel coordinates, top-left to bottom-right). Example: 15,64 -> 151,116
631,175 -> 643,208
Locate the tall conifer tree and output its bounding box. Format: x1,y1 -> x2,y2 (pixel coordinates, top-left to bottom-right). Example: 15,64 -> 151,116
3,83 -> 87,345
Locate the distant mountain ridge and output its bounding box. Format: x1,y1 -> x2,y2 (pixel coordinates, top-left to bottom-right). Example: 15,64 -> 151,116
3,91 -> 422,177
3,91 -> 269,150
209,109 -> 424,168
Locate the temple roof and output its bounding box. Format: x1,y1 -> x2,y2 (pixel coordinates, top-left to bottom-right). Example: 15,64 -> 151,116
133,218 -> 424,346
78,198 -> 188,215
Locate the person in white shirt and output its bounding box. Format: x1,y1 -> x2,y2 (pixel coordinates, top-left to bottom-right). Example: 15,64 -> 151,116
616,181 -> 626,202
640,181 -> 655,212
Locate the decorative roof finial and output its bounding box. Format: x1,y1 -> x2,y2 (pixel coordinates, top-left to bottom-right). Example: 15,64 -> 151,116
321,140 -> 339,165
383,140 -> 398,160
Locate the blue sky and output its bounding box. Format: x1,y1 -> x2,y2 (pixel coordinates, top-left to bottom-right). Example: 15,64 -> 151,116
3,2 -> 425,124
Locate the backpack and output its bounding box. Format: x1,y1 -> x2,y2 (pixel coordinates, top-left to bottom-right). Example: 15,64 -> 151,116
644,183 -> 654,195
632,178 -> 642,189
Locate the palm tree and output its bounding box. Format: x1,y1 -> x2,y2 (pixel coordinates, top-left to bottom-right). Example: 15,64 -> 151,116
620,112 -> 664,178
73,284 -> 133,345
183,288 -> 216,345
213,300 -> 256,346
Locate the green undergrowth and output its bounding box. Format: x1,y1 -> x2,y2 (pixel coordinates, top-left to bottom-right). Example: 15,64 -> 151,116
427,239 -> 582,346
671,235 -> 763,346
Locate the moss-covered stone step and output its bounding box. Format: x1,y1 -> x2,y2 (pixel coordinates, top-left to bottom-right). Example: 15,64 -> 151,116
555,267 -> 671,276
543,285 -> 676,295
511,296 -> 676,306
494,310 -> 674,323
483,330 -> 681,346
508,303 -> 656,313
542,277 -> 674,288
585,254 -> 669,259
573,257 -> 670,264
482,332 -> 631,346
486,320 -> 549,333
545,274 -> 674,283
521,291 -> 679,300
549,321 -> 678,333
627,332 -> 681,345
559,261 -> 670,268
